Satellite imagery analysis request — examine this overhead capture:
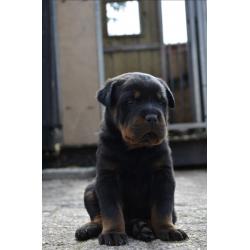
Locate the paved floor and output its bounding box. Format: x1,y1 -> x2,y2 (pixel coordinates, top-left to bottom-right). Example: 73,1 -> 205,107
43,168 -> 207,250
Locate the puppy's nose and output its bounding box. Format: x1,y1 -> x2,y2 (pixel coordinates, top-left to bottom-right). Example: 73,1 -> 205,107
145,114 -> 158,124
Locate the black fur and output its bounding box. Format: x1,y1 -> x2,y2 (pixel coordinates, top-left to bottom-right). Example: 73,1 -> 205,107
75,72 -> 188,245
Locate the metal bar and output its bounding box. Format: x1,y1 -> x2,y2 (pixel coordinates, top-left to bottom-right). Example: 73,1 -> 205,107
169,122 -> 206,131
176,44 -> 185,116
157,0 -> 167,80
166,46 -> 174,90
184,14 -> 196,123
42,0 -> 63,151
95,0 -> 105,118
165,45 -> 174,123
185,0 -> 202,123
42,0 -> 52,128
104,43 -> 161,53
50,0 -> 63,150
51,0 -> 63,130
196,0 -> 207,121
166,45 -> 176,123
182,41 -> 194,122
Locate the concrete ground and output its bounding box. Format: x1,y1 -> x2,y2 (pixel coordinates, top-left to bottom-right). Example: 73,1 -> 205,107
43,168 -> 207,250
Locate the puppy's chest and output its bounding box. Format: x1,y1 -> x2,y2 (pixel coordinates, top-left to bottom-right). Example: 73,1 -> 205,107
117,166 -> 153,199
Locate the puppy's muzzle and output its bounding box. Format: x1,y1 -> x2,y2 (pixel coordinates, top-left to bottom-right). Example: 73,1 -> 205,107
145,114 -> 158,125
120,116 -> 166,147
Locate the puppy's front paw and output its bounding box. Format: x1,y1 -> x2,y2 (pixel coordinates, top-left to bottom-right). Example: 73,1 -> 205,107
98,232 -> 128,246
156,228 -> 188,241
75,222 -> 102,241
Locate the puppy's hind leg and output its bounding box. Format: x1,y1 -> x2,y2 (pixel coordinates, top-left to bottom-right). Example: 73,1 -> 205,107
75,183 -> 102,241
126,219 -> 156,242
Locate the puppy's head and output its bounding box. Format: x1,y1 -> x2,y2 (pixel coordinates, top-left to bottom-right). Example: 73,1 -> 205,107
97,72 -> 175,148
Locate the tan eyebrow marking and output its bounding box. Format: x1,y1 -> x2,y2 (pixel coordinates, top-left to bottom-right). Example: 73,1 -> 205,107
134,90 -> 141,98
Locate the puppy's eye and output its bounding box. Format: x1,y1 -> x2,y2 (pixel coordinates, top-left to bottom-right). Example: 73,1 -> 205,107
160,98 -> 167,105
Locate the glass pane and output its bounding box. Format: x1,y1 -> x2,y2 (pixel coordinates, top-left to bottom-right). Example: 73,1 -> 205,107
106,1 -> 141,36
161,0 -> 187,45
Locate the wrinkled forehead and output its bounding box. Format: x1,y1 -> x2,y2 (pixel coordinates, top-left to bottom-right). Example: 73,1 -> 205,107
121,77 -> 166,97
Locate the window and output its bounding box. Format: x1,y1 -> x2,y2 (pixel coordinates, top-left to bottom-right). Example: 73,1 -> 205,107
161,0 -> 188,44
106,1 -> 141,36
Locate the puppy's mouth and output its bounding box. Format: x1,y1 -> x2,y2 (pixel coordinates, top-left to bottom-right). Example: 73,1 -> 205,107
141,132 -> 158,143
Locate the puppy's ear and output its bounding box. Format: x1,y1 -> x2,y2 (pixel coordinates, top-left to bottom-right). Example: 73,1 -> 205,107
158,78 -> 175,108
97,81 -> 113,107
97,76 -> 127,107
97,77 -> 124,107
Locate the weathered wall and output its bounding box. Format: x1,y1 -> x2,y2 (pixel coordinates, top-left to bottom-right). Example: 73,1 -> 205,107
56,0 -> 101,145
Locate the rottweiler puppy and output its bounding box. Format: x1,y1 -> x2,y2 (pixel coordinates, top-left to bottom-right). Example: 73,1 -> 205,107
75,72 -> 188,246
